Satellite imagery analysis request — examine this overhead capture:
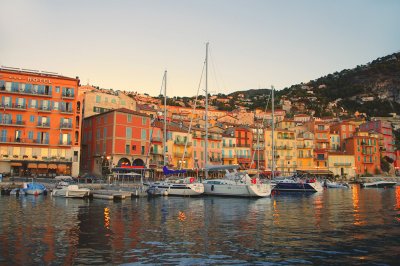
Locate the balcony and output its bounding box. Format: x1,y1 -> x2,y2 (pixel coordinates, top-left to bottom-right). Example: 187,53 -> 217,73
58,140 -> 72,146
60,123 -> 73,129
173,151 -> 190,158
0,87 -> 52,97
285,155 -> 293,160
252,144 -> 265,150
0,137 -> 48,145
0,120 -> 25,127
297,144 -> 313,149
151,136 -> 162,143
37,122 -> 51,128
237,155 -> 251,159
222,154 -> 235,159
236,143 -> 251,148
209,157 -> 222,162
334,162 -> 352,167
298,155 -> 313,158
61,91 -> 75,100
0,103 -> 27,111
60,108 -> 73,114
222,143 -> 236,148
277,135 -> 295,140
275,145 -> 293,150
174,139 -> 192,146
38,105 -> 52,112
202,134 -> 222,140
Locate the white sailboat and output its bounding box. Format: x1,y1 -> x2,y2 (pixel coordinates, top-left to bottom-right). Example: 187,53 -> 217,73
146,71 -> 204,197
201,43 -> 271,197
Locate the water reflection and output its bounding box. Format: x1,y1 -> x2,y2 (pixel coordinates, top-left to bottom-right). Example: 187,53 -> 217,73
0,189 -> 399,265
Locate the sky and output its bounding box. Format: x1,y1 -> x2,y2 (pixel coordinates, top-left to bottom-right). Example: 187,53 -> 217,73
1,0 -> 399,97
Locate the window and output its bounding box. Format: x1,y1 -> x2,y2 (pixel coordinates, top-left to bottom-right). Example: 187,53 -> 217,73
194,151 -> 197,158
105,97 -> 108,103
132,145 -> 136,151
96,95 -> 101,103
28,131 -> 33,139
121,100 -> 126,105
142,117 -> 147,125
125,145 -> 130,154
127,114 -> 132,122
96,129 -> 100,138
30,115 -> 35,122
141,146 -> 145,155
141,129 -> 147,139
55,87 -> 60,93
194,140 -> 197,147
103,128 -> 107,138
126,127 -> 132,138
111,99 -> 116,104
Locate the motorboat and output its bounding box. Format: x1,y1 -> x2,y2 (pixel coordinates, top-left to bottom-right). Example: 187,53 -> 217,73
272,175 -> 323,193
360,177 -> 396,188
203,165 -> 271,197
145,169 -> 204,197
10,188 -> 25,196
51,182 -> 90,198
23,181 -> 47,195
323,180 -> 349,189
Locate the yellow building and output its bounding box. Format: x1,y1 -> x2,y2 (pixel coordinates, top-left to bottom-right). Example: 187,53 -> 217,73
296,131 -> 315,171
265,128 -> 297,176
222,133 -> 237,165
327,152 -> 356,179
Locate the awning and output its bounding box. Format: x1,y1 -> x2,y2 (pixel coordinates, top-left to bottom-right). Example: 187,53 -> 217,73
48,164 -> 57,169
38,164 -> 47,169
27,163 -> 38,168
297,170 -> 334,175
10,162 -> 22,167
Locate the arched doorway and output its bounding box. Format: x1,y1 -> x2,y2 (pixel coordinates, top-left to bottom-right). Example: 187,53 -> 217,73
117,157 -> 131,167
132,158 -> 145,166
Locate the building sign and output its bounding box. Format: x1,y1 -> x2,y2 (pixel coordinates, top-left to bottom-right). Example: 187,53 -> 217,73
27,77 -> 52,84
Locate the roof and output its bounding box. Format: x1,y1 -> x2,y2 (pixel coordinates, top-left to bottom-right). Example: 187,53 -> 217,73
137,104 -> 157,112
84,107 -> 149,120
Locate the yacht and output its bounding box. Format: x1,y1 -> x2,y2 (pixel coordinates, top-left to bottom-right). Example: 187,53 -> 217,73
203,165 -> 271,197
51,182 -> 90,198
272,175 -> 323,193
360,177 -> 396,188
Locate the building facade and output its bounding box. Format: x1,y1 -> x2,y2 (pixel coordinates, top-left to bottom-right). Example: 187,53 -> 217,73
81,108 -> 150,176
0,67 -> 81,177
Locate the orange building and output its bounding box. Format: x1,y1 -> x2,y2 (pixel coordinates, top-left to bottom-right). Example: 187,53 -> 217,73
343,131 -> 381,175
81,108 -> 150,176
0,67 -> 81,177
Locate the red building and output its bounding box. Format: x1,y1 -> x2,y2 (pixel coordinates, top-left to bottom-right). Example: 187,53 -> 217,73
81,108 -> 150,176
330,121 -> 357,150
343,131 -> 381,175
234,127 -> 252,169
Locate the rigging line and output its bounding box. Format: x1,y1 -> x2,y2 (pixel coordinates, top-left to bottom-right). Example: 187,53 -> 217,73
179,60 -> 206,170
208,47 -> 222,93
250,89 -> 272,167
145,72 -> 167,167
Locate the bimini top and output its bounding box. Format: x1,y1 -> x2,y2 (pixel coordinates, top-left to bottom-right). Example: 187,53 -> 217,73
163,166 -> 187,175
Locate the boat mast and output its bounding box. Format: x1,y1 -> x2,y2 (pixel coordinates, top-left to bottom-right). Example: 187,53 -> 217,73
163,70 -> 167,167
271,86 -> 275,179
257,124 -> 260,178
205,42 -> 209,180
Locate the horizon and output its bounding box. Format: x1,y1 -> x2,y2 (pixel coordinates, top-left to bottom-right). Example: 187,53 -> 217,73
1,0 -> 399,97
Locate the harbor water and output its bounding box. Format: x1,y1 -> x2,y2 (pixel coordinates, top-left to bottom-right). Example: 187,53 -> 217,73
0,185 -> 399,265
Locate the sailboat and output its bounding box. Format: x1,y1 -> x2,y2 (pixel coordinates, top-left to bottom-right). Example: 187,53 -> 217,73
269,86 -> 323,193
145,71 -> 204,197
201,43 -> 271,197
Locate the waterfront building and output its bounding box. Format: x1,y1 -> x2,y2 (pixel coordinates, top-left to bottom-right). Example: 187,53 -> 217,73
192,127 -> 222,168
0,67 -> 81,177
327,152 -> 356,178
305,120 -> 331,171
276,119 -> 296,130
296,131 -> 315,172
81,88 -> 136,118
149,125 -> 163,169
265,128 -> 297,176
167,124 -> 193,169
221,132 -> 237,165
250,126 -> 265,169
293,114 -> 311,123
330,121 -> 357,150
330,132 -> 340,151
343,131 -> 381,175
359,120 -> 396,160
233,127 -> 252,169
81,108 -> 150,176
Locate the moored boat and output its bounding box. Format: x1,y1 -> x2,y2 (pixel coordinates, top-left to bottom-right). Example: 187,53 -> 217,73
360,177 -> 396,188
272,176 -> 323,193
51,183 -> 90,198
23,181 -> 47,195
323,180 -> 349,189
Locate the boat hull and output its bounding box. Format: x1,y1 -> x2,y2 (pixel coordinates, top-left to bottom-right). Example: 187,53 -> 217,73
361,181 -> 396,188
203,181 -> 271,197
51,185 -> 90,198
272,181 -> 323,193
146,182 -> 204,196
